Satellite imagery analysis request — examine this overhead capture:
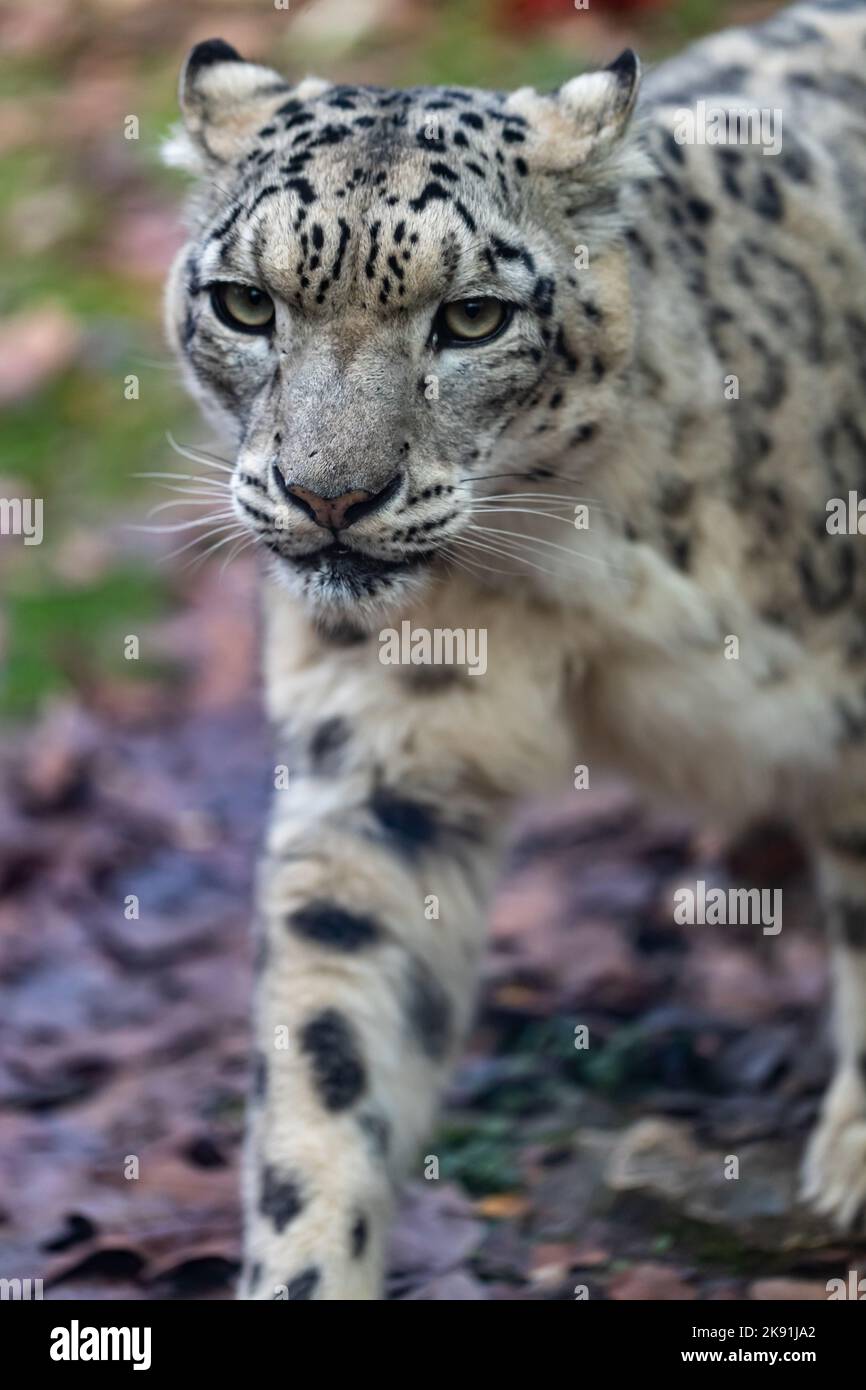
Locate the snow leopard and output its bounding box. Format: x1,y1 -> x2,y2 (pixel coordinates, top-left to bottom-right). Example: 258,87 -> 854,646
163,0 -> 866,1299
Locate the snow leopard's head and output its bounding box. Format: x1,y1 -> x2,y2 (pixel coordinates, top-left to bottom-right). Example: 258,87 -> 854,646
165,39 -> 646,626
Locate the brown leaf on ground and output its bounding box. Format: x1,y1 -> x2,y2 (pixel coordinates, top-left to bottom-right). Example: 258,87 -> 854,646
0,304 -> 81,406
749,1278 -> 829,1301
608,1263 -> 698,1300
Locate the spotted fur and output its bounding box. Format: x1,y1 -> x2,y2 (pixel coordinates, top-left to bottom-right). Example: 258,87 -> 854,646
164,3 -> 866,1298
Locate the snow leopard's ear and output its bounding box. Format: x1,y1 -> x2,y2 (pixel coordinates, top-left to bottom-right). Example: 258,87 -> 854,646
507,49 -> 644,174
162,38 -> 328,172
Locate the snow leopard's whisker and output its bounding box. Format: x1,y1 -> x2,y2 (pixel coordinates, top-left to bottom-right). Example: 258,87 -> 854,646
472,492 -> 610,508
438,542 -> 497,579
460,469 -> 583,487
166,432 -> 236,474
464,524 -> 627,581
220,534 -> 258,575
162,521 -> 244,564
145,497 -> 234,518
470,507 -> 589,528
183,527 -> 248,573
467,522 -> 611,569
144,486 -> 233,504
441,540 -> 520,578
129,510 -> 237,536
134,470 -> 231,489
450,533 -> 567,580
471,491 -> 623,520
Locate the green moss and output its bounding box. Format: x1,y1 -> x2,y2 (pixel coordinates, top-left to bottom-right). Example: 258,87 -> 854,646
1,567 -> 173,716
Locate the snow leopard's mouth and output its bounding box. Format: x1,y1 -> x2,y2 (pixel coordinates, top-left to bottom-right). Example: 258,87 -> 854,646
265,539 -> 436,599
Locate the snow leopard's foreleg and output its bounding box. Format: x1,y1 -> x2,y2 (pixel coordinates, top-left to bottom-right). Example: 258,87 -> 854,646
239,681 -> 512,1299
802,834 -> 866,1230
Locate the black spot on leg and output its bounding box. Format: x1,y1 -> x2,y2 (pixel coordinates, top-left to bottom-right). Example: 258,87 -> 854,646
252,1049 -> 267,1100
289,900 -> 381,951
260,1165 -> 304,1234
827,829 -> 866,858
351,1213 -> 369,1258
253,934 -> 269,976
301,1009 -> 367,1110
309,716 -> 349,771
285,1266 -> 320,1300
404,956 -> 453,1062
358,1110 -> 390,1157
834,902 -> 866,949
369,787 -> 438,857
402,664 -> 463,694
315,619 -> 368,647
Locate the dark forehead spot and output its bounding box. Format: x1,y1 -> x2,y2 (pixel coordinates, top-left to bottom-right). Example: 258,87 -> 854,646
284,176 -> 317,205
454,201 -> 476,232
429,161 -> 458,183
409,181 -> 451,213
490,235 -> 534,272
282,111 -> 314,133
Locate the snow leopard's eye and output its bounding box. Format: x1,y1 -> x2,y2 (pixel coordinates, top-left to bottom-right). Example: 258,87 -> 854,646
434,298 -> 511,347
210,282 -> 275,334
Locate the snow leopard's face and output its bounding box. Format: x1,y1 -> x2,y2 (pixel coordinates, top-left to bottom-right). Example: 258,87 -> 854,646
166,40 -> 644,626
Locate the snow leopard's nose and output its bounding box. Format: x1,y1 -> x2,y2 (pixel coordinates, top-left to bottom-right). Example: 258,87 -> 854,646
273,471 -> 403,532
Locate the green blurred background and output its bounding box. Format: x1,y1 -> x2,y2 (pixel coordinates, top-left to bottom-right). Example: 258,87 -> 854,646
0,0 -> 776,720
